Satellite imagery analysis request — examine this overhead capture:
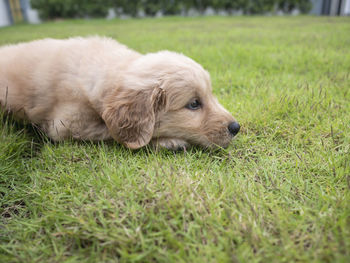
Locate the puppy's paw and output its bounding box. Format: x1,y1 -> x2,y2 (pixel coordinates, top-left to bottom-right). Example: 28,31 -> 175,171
151,138 -> 189,151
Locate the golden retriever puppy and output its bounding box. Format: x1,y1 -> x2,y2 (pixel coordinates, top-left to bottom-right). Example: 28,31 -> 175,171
0,37 -> 240,150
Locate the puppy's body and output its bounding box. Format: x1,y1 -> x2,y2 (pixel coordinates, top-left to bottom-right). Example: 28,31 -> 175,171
0,37 -> 239,149
0,37 -> 138,140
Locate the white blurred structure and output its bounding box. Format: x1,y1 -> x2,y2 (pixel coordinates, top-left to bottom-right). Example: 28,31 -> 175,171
0,0 -> 40,27
0,0 -> 12,27
345,0 -> 350,14
311,0 -> 350,15
21,0 -> 40,24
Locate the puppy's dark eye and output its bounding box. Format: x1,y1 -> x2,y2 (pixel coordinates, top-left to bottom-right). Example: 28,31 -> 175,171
186,99 -> 201,110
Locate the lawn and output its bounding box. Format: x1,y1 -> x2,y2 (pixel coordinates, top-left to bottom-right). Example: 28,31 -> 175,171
0,16 -> 349,262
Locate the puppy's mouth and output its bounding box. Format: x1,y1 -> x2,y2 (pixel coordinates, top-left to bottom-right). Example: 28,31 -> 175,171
202,130 -> 237,149
152,121 -> 240,150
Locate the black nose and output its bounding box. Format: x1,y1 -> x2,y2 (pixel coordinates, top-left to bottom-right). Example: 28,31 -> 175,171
228,122 -> 240,136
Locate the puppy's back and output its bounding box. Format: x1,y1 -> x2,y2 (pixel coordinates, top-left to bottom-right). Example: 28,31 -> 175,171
0,37 -> 140,122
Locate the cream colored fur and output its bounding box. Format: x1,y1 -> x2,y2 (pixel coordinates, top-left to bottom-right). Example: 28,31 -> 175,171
0,37 -> 237,149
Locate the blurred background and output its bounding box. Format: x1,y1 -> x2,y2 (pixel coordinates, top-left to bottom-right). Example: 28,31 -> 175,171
1,0 -> 350,27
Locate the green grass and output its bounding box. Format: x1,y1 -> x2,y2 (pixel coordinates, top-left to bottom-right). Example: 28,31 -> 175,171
1,16 -> 350,262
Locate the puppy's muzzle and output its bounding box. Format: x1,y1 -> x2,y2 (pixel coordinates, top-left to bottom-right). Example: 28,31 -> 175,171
228,122 -> 240,137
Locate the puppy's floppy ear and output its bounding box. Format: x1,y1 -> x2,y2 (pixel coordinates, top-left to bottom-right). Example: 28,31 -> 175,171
102,86 -> 166,149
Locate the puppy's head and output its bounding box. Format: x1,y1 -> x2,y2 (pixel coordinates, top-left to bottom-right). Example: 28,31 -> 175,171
103,51 -> 239,149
